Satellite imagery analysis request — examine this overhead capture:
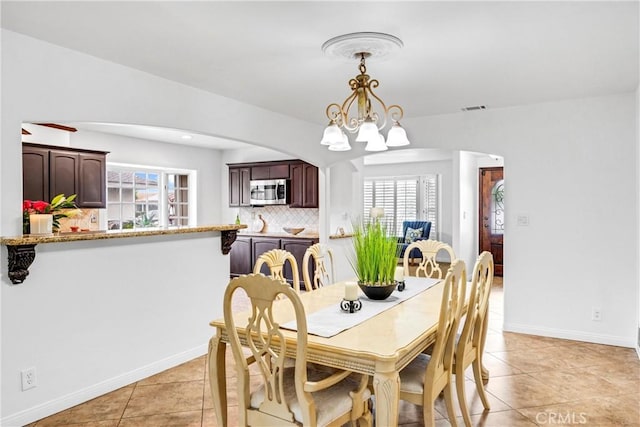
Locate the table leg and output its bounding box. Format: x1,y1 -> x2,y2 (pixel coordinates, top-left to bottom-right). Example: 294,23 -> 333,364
373,370 -> 400,427
208,334 -> 227,427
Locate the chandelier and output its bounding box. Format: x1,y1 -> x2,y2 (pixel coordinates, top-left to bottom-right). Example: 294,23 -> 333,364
320,32 -> 411,152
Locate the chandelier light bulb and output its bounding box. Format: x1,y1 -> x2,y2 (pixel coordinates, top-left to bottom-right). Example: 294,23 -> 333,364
328,131 -> 352,151
356,118 -> 379,142
320,122 -> 343,145
364,132 -> 388,152
385,122 -> 411,147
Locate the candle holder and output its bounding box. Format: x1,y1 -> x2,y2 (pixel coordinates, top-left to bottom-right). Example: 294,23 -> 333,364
340,298 -> 362,313
397,280 -> 406,292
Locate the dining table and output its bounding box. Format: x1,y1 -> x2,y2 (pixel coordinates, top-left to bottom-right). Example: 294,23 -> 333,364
207,276 -> 454,427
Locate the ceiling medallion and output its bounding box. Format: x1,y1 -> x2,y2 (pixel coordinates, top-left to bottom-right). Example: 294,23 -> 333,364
320,32 -> 410,152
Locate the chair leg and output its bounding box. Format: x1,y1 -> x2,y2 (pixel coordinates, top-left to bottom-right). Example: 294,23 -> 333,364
455,364 -> 473,427
472,357 -> 491,410
442,382 -> 458,427
422,389 -> 437,427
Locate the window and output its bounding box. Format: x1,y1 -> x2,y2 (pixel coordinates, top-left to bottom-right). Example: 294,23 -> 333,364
107,166 -> 192,230
363,175 -> 440,238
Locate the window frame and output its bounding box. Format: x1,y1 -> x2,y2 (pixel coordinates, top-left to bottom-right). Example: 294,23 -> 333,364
363,174 -> 440,239
107,162 -> 196,230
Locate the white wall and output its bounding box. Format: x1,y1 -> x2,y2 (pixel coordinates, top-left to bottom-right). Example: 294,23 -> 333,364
405,94 -> 638,347
455,151 -> 478,273
0,30 -> 320,424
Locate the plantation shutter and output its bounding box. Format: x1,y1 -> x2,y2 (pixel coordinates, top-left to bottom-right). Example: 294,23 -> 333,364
423,175 -> 439,240
395,179 -> 419,235
363,174 -> 440,238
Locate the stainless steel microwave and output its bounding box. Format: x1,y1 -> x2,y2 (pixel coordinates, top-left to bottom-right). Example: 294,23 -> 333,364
249,179 -> 289,205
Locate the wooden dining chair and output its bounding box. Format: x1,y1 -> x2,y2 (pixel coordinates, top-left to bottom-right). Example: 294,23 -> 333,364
454,251 -> 494,426
397,259 -> 466,427
253,248 -> 300,294
302,243 -> 335,290
402,239 -> 456,279
223,274 -> 373,427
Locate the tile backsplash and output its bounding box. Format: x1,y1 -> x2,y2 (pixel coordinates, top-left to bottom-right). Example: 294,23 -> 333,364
57,209 -> 101,232
237,206 -> 318,233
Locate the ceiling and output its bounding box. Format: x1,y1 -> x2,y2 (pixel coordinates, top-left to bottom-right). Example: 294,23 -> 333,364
3,1 -> 638,149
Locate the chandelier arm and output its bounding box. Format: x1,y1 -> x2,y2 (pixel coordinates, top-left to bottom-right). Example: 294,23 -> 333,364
341,91 -> 361,133
325,103 -> 344,126
365,80 -> 390,130
387,105 -> 405,122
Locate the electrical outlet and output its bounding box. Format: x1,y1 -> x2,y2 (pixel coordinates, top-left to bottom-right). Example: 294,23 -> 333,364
592,307 -> 602,321
21,367 -> 37,391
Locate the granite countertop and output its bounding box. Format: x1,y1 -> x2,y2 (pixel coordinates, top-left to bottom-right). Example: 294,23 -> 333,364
1,224 -> 247,245
329,233 -> 354,239
238,230 -> 319,239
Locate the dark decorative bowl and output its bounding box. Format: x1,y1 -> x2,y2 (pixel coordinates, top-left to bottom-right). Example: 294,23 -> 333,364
358,282 -> 397,300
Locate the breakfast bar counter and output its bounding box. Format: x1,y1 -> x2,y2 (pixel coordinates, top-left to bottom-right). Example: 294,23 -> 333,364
1,224 -> 247,285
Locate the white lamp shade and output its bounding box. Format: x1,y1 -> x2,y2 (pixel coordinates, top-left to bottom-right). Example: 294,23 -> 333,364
365,132 -> 388,152
385,122 -> 410,147
355,118 -> 379,142
328,131 -> 352,151
320,123 -> 343,145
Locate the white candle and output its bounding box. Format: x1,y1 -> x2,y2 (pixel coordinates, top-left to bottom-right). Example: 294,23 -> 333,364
394,266 -> 404,282
30,214 -> 53,235
344,282 -> 359,301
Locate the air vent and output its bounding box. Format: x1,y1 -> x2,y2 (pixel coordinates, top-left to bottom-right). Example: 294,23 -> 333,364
461,105 -> 487,112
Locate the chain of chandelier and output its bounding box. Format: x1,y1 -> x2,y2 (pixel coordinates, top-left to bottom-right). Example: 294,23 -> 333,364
320,52 -> 410,152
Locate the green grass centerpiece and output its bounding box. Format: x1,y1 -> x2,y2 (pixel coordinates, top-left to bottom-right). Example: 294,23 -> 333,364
349,219 -> 399,299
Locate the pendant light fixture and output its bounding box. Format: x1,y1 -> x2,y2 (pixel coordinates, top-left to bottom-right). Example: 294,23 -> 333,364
320,32 -> 411,151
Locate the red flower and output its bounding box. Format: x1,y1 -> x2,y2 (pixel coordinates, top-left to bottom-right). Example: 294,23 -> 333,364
23,200 -> 32,210
32,200 -> 49,213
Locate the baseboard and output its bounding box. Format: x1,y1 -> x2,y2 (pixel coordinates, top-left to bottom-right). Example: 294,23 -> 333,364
503,322 -> 636,348
1,344 -> 208,427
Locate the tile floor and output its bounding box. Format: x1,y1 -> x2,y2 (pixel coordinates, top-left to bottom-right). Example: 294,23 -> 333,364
28,277 -> 640,426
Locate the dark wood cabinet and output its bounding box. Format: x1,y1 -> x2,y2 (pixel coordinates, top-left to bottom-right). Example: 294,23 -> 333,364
290,162 -> 318,208
251,237 -> 281,275
78,153 -> 107,208
23,144 -> 108,208
50,149 -> 79,200
229,235 -> 318,287
229,236 -> 252,278
281,238 -> 316,288
229,166 -> 251,207
251,163 -> 289,180
22,145 -> 50,202
228,159 -> 317,208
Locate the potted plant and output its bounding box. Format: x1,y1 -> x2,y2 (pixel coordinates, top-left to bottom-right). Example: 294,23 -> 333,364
348,218 -> 400,300
22,194 -> 78,234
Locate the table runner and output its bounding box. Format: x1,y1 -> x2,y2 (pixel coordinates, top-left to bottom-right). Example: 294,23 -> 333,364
282,277 -> 440,338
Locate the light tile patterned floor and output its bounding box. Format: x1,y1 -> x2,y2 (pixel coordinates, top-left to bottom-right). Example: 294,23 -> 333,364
28,277 -> 640,426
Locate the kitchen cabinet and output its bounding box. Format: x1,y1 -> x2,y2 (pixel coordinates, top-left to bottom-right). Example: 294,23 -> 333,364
22,145 -> 49,202
251,237 -> 281,276
290,162 -> 319,208
50,149 -> 79,201
228,166 -> 251,207
229,236 -> 252,278
23,143 -> 108,208
229,235 -> 318,289
78,152 -> 107,208
251,163 -> 290,180
281,238 -> 316,288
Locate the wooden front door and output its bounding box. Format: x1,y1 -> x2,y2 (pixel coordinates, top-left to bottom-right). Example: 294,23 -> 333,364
479,167 -> 504,276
